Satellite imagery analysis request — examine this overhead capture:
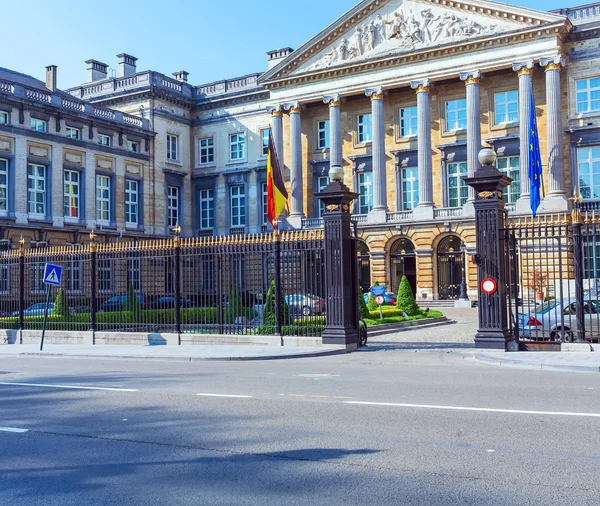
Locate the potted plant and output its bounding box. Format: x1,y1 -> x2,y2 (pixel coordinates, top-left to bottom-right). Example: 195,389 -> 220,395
527,269 -> 548,302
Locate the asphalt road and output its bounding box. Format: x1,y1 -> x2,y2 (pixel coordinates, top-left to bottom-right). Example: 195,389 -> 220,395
1,350 -> 600,505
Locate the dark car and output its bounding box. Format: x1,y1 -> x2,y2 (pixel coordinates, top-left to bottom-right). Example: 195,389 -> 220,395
99,294 -> 146,312
148,297 -> 192,310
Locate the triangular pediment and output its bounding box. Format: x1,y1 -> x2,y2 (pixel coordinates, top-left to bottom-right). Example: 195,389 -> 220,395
260,0 -> 567,84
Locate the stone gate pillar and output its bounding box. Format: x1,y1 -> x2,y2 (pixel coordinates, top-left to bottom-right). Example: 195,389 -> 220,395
464,148 -> 514,350
315,165 -> 359,350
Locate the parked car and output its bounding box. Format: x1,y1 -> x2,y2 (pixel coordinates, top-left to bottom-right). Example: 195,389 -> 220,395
148,297 -> 192,310
363,292 -> 397,306
99,294 -> 146,312
284,294 -> 324,316
11,302 -> 55,317
518,299 -> 600,342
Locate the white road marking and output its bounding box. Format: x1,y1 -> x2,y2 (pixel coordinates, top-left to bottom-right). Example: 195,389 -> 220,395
0,427 -> 28,433
0,381 -> 137,392
344,401 -> 600,418
196,393 -> 253,399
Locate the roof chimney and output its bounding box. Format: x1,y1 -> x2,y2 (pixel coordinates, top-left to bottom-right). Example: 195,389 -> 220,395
45,65 -> 58,91
86,59 -> 108,82
173,71 -> 189,82
267,47 -> 294,70
117,53 -> 137,77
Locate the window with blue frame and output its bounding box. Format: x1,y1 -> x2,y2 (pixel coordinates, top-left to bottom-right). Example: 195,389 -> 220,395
445,99 -> 467,132
578,146 -> 600,200
358,172 -> 373,214
401,167 -> 419,210
494,91 -> 519,125
230,185 -> 246,227
447,162 -> 468,207
357,114 -> 372,143
316,176 -> 329,218
200,188 -> 215,230
576,77 -> 600,114
497,156 -> 520,203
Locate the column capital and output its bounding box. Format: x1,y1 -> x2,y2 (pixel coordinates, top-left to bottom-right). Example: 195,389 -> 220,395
539,55 -> 565,71
410,79 -> 431,93
323,95 -> 342,107
512,61 -> 534,76
459,69 -> 481,85
267,105 -> 284,117
365,87 -> 385,101
284,102 -> 302,114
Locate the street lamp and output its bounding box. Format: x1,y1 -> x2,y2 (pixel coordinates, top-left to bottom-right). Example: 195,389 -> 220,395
458,241 -> 469,301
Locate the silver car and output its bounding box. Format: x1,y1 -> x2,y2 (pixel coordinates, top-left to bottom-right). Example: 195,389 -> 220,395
518,299 -> 600,342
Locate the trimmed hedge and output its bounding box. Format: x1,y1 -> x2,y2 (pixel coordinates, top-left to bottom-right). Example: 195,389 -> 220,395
364,310 -> 444,326
0,306 -> 258,331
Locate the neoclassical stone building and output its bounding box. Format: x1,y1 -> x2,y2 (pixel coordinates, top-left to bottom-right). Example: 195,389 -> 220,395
1,0 -> 599,300
0,64 -> 154,248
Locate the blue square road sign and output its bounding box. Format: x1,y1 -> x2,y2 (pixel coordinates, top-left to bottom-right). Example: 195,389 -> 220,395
43,263 -> 63,286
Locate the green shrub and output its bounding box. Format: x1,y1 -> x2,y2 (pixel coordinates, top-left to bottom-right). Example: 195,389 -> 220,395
261,280 -> 290,332
53,287 -> 70,318
124,284 -> 141,313
228,287 -> 244,317
367,293 -> 377,311
358,288 -> 370,319
396,275 -> 422,316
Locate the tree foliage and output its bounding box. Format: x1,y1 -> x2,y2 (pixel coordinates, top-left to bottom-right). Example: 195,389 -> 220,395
53,287 -> 70,318
396,275 -> 421,316
262,280 -> 290,329
124,284 -> 141,313
358,287 -> 370,319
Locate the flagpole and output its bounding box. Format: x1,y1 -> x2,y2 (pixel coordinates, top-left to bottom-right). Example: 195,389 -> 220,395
272,218 -> 283,343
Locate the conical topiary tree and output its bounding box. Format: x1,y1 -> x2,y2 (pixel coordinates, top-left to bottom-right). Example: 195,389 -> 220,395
358,287 -> 370,319
367,292 -> 378,311
262,280 -> 290,330
396,275 -> 421,316
124,284 -> 141,313
54,287 -> 69,318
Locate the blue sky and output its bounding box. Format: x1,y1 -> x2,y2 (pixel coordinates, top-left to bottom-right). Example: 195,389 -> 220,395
2,0 -> 585,89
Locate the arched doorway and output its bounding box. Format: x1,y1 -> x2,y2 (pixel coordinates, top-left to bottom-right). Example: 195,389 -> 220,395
437,235 -> 463,300
390,238 -> 417,296
357,240 -> 371,293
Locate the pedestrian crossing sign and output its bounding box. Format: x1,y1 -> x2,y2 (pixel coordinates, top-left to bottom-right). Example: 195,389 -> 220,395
43,264 -> 63,286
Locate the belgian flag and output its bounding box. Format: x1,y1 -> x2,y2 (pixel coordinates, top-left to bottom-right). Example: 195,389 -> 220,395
267,130 -> 288,228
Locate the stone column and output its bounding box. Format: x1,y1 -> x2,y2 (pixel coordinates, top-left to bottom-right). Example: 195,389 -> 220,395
410,79 -> 434,220
513,61 -> 534,214
460,70 -> 481,208
269,106 -> 284,170
323,95 -> 342,170
285,102 -> 304,228
366,88 -> 387,222
539,56 -> 568,212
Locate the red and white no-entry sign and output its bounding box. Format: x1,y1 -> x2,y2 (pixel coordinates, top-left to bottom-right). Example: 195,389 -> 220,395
481,278 -> 498,295
375,295 -> 385,305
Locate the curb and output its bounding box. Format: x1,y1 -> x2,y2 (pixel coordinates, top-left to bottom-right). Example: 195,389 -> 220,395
0,348 -> 348,362
366,318 -> 455,337
473,353 -> 600,374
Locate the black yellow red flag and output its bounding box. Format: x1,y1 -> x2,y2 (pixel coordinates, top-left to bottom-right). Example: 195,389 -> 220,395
267,130 -> 288,227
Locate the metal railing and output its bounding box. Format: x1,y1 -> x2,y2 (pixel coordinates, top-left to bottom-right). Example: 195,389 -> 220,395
387,211 -> 413,222
0,231 -> 326,338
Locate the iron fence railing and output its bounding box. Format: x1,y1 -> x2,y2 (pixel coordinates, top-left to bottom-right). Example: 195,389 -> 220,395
503,211 -> 600,344
0,230 -> 326,339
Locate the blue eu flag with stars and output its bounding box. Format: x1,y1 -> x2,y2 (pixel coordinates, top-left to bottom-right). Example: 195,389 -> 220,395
528,88 -> 543,217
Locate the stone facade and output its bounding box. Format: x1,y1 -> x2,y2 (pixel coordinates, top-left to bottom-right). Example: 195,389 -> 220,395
0,66 -> 153,248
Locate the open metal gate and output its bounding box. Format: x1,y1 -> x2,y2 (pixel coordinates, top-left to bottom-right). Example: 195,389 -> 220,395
503,211 -> 600,346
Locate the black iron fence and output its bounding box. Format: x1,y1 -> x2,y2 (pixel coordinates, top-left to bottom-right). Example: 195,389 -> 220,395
0,230 -> 326,338
504,210 -> 600,344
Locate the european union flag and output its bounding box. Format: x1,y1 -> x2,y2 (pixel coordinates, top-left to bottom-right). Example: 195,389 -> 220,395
528,88 -> 543,217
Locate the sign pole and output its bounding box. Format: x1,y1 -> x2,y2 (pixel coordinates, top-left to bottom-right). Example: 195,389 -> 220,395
40,283 -> 51,351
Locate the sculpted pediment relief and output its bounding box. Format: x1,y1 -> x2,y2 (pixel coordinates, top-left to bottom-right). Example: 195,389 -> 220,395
260,0 -> 567,85
296,0 -> 521,74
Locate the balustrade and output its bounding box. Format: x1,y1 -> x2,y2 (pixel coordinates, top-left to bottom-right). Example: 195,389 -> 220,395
25,88 -> 51,103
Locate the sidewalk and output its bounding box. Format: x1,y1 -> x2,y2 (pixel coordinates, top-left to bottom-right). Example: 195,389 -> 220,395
473,352 -> 600,373
0,344 -> 348,362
